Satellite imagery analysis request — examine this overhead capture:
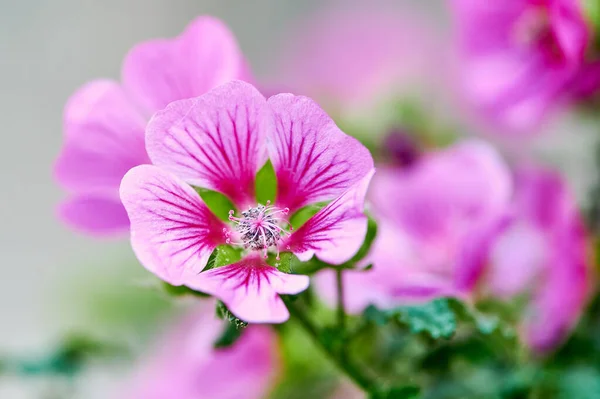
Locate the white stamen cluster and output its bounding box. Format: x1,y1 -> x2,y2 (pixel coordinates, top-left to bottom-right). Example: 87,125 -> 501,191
227,201 -> 292,259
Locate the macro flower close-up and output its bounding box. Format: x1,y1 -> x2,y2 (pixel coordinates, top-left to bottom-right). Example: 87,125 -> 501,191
120,80 -> 374,323
4,1 -> 600,398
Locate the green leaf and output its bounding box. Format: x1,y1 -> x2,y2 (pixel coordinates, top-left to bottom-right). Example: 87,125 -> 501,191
213,321 -> 245,349
363,299 -> 457,339
256,160 -> 277,204
449,298 -> 517,341
14,334 -> 125,378
379,385 -> 421,399
363,305 -> 391,326
558,367 -> 600,399
396,299 -> 457,339
289,202 -> 328,229
195,188 -> 236,221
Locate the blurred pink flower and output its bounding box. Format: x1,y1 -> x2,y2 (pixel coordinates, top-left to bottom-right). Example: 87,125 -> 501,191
54,16 -> 251,236
120,80 -> 374,323
451,0 -> 589,133
121,302 -> 278,399
272,4 -> 442,113
484,166 -> 589,351
317,140 -> 512,312
318,140 -> 590,351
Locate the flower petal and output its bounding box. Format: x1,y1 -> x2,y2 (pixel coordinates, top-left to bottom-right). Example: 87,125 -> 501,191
512,167 -> 589,352
185,255 -> 309,323
371,139 -> 511,239
122,302 -> 278,399
550,0 -> 589,64
285,170 -> 374,264
120,165 -> 227,285
267,93 -> 374,212
55,80 -> 148,193
146,80 -> 269,209
122,16 -> 252,115
57,193 -> 130,237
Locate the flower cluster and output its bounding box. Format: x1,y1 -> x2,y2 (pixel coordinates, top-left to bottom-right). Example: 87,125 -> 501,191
49,5 -> 600,399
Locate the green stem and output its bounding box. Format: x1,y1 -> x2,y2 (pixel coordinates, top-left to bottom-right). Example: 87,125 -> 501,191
283,297 -> 378,395
336,269 -> 348,363
586,141 -> 600,232
336,268 -> 347,332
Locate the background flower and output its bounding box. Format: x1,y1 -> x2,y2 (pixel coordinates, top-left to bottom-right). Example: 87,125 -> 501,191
484,165 -> 590,351
451,0 -> 590,133
53,16 -> 251,236
121,301 -> 279,399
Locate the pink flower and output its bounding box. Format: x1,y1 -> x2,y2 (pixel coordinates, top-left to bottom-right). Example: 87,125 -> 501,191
484,166 -> 589,351
451,0 -> 589,132
317,140 -> 512,312
54,16 -> 251,236
121,302 -> 278,399
272,4 -> 442,114
120,80 -> 375,323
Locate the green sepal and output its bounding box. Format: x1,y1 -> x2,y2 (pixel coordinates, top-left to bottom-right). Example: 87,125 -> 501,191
255,160 -> 277,204
212,244 -> 243,269
265,251 -> 300,274
194,187 -> 236,221
216,300 -> 248,329
289,202 -> 328,229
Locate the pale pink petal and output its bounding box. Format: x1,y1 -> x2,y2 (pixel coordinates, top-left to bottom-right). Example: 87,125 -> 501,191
285,170 -> 375,264
119,165 -> 227,285
57,193 -> 130,237
371,140 -> 511,238
122,16 -> 252,114
267,93 -> 374,212
55,80 -> 148,192
512,167 -> 589,351
185,255 -> 309,323
122,302 -> 278,399
486,219 -> 547,297
146,80 -> 269,209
